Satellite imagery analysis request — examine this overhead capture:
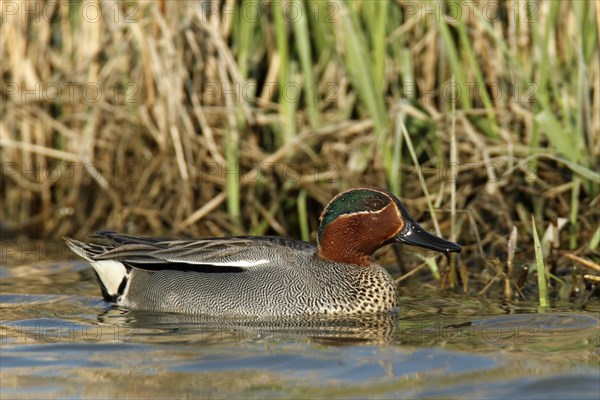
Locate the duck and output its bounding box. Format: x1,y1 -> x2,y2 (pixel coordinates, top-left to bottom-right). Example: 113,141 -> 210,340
65,187 -> 461,317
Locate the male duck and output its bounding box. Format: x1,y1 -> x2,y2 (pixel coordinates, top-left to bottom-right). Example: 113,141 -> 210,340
66,187 -> 461,317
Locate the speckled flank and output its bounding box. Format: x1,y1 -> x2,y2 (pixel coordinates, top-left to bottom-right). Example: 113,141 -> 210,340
120,252 -> 398,317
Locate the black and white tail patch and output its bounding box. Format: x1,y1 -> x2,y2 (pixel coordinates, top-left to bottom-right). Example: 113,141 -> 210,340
90,260 -> 130,303
65,237 -> 130,303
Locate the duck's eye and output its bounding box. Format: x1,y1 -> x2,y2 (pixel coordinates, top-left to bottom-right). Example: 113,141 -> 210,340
363,196 -> 388,212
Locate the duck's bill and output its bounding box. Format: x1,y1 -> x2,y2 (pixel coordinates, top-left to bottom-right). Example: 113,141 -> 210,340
395,219 -> 462,254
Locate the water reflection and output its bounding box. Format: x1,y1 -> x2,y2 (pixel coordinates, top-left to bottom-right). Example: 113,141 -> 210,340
96,307 -> 397,345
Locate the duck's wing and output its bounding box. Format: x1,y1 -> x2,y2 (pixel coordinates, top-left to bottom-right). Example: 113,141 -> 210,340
70,230 -> 315,272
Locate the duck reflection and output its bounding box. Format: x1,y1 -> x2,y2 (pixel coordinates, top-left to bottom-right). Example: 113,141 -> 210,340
97,306 -> 398,345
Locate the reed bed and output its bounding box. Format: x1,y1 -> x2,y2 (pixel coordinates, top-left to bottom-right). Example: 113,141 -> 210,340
1,1 -> 598,303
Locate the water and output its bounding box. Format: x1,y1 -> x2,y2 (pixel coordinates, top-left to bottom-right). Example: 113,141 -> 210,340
1,245 -> 599,399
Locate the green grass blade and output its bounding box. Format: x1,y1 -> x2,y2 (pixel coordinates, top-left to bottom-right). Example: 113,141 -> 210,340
225,126 -> 241,230
291,0 -> 319,128
532,215 -> 549,308
333,0 -> 388,138
370,0 -> 388,91
569,177 -> 580,250
235,1 -> 259,78
535,110 -> 581,164
540,155 -> 600,184
388,113 -> 403,196
274,0 -> 296,145
297,189 -> 310,242
436,18 -> 470,111
450,94 -> 457,241
414,253 -> 440,281
453,8 -> 497,137
589,226 -> 600,251
399,117 -> 441,236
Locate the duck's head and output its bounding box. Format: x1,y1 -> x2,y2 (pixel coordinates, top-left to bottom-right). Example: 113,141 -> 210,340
317,187 -> 461,266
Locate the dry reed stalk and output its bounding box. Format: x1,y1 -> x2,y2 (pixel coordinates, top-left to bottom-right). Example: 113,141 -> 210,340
506,226 -> 518,300
564,254 -> 600,273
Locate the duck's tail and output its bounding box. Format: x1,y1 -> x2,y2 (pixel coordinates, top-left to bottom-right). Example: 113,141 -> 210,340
64,237 -> 129,302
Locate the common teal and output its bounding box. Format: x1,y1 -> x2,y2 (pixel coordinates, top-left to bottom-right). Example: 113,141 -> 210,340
66,187 -> 461,317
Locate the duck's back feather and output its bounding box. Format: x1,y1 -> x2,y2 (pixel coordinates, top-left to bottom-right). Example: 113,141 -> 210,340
67,230 -> 315,272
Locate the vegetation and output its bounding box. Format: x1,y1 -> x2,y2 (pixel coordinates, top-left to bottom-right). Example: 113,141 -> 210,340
1,1 -> 598,304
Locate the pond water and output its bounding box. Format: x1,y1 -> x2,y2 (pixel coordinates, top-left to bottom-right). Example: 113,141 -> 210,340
1,243 -> 599,399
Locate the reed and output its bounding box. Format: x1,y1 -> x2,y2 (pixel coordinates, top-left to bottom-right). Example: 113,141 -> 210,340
532,216 -> 549,308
